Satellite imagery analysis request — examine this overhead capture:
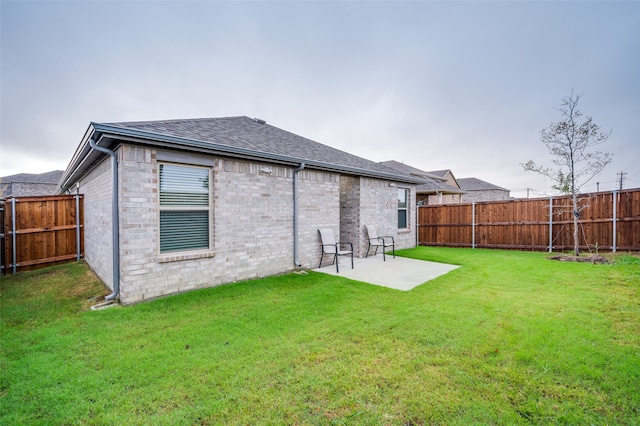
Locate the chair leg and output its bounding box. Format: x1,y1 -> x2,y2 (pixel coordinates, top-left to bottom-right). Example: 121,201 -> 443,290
392,244 -> 395,258
335,254 -> 339,273
350,252 -> 353,269
319,253 -> 323,269
383,247 -> 386,261
366,243 -> 370,258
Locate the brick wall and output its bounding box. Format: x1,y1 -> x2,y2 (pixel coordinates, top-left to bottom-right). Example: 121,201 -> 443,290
1,182 -> 59,198
297,169 -> 341,268
339,175 -> 361,255
79,144 -> 415,304
340,177 -> 416,257
78,155 -> 114,290
359,178 -> 416,255
110,147 -> 340,303
461,189 -> 510,203
421,193 -> 464,205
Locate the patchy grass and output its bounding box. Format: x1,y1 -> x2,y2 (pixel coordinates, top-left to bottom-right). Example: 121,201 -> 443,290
1,249 -> 639,424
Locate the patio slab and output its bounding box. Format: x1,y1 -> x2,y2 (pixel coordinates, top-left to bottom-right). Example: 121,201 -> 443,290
313,254 -> 459,291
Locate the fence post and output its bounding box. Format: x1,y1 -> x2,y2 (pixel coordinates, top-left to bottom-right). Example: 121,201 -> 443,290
75,194 -> 81,261
11,197 -> 17,274
471,202 -> 476,249
548,196 -> 553,253
612,189 -> 617,253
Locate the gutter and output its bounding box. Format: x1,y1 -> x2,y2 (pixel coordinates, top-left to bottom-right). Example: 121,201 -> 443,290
293,163 -> 305,267
88,136 -> 120,302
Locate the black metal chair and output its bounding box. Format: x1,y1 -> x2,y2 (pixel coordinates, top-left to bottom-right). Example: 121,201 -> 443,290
318,228 -> 353,273
364,225 -> 395,261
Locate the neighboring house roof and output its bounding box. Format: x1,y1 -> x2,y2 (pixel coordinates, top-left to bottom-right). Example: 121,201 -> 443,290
59,116 -> 425,192
1,170 -> 64,198
379,161 -> 446,181
1,170 -> 63,184
415,179 -> 466,194
381,161 -> 466,195
458,177 -> 509,192
426,168 -> 461,186
423,169 -> 451,179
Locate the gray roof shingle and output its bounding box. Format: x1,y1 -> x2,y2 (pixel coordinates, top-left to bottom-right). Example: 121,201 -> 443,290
380,160 -> 465,194
0,170 -> 63,184
416,179 -> 465,193
100,116 -> 413,179
458,177 -> 509,191
379,160 -> 446,181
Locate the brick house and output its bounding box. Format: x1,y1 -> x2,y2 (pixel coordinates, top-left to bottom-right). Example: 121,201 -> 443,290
0,170 -> 63,198
382,161 -> 511,205
458,177 -> 510,202
380,161 -> 466,205
58,116 -> 423,304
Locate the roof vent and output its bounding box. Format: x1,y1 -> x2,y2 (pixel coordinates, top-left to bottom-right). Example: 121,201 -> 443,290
253,117 -> 266,125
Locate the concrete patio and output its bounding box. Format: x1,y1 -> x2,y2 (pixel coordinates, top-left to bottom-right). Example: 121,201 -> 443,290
313,254 -> 459,291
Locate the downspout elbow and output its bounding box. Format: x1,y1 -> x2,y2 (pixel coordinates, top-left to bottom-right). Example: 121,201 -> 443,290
88,137 -> 120,301
293,163 -> 305,268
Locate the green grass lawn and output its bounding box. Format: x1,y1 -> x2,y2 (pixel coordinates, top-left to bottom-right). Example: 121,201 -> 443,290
1,248 -> 639,425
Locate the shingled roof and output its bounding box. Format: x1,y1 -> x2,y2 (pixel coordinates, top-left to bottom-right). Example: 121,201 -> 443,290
380,160 -> 465,195
379,160 -> 446,181
415,179 -> 466,194
458,177 -> 509,192
1,170 -> 63,184
60,116 -> 423,192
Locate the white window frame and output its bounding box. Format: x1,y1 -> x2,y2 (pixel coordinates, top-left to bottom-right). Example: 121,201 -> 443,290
158,162 -> 212,254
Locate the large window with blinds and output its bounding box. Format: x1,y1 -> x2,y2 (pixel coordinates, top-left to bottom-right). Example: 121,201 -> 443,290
159,163 -> 210,253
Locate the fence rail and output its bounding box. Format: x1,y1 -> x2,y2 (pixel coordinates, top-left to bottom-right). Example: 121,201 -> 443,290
1,195 -> 84,274
417,188 -> 640,252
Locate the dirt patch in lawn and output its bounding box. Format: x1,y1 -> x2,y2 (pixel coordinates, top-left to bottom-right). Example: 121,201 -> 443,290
548,254 -> 611,264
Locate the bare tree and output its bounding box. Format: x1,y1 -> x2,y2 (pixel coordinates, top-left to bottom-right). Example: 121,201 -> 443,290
522,90 -> 612,255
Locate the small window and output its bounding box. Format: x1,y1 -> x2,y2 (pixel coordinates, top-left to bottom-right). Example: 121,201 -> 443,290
159,164 -> 210,253
398,188 -> 408,229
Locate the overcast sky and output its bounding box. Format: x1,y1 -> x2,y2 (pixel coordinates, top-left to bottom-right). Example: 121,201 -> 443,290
2,1 -> 639,198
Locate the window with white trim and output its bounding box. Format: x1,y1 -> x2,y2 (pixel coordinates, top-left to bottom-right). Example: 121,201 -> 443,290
398,188 -> 408,229
159,163 -> 210,253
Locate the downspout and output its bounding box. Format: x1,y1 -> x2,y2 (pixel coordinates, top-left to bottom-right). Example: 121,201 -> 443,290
293,163 -> 305,267
88,137 -> 120,301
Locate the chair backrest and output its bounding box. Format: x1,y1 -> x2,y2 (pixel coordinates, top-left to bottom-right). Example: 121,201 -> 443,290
318,228 -> 337,253
365,225 -> 378,240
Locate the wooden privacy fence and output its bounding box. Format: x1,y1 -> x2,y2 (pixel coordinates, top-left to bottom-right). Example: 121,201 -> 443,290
1,195 -> 84,275
418,188 -> 640,252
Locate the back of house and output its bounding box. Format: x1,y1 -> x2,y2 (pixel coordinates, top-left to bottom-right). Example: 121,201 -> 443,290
58,116 -> 423,303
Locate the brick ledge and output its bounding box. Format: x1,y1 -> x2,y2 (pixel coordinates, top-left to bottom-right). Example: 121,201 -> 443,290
157,251 -> 216,263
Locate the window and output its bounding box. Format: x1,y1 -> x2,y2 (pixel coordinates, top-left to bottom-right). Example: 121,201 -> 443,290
159,163 -> 210,253
398,188 -> 408,229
